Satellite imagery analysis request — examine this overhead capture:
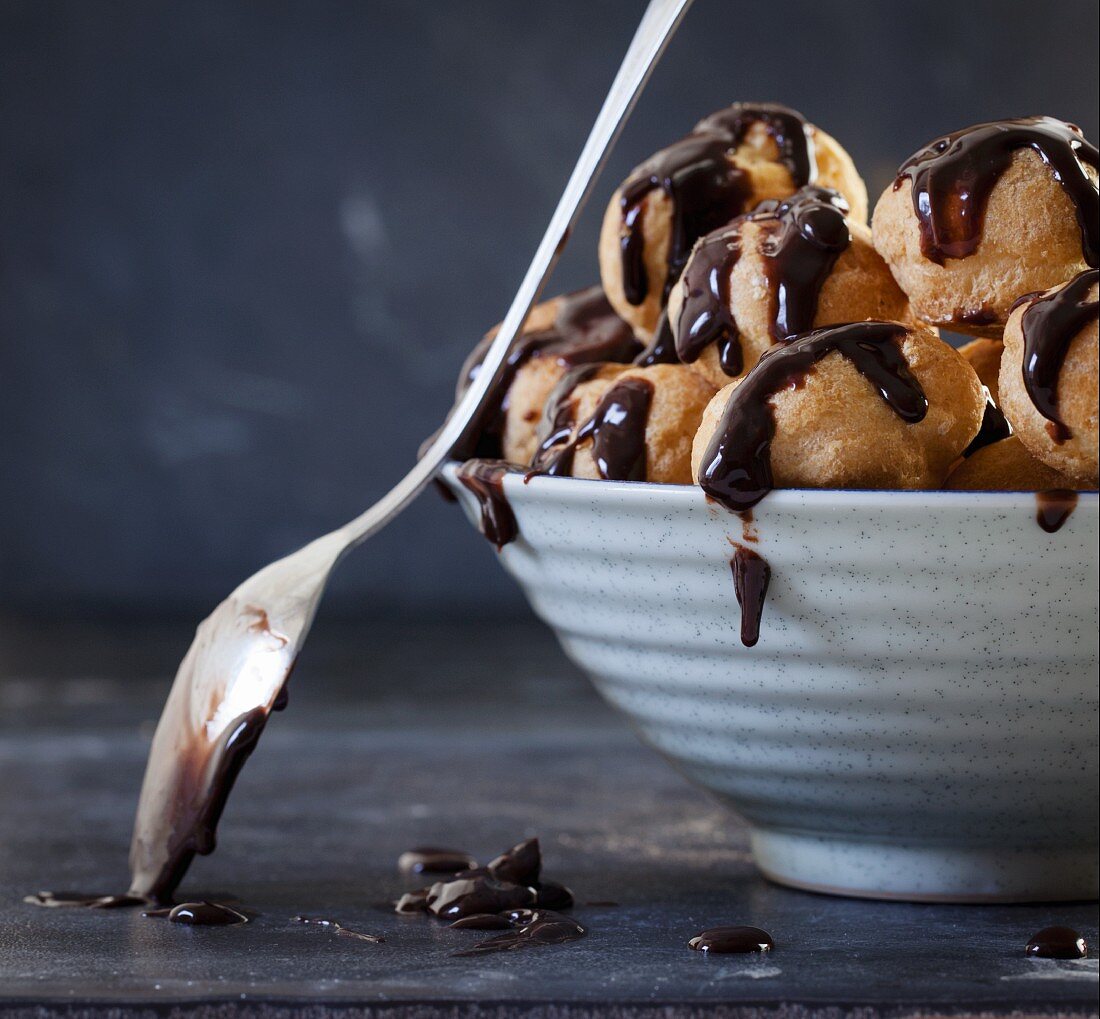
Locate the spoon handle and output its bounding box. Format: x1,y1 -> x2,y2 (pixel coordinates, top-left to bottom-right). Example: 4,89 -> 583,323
340,0 -> 694,549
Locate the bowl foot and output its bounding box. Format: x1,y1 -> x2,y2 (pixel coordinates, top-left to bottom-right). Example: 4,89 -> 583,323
750,828 -> 1099,903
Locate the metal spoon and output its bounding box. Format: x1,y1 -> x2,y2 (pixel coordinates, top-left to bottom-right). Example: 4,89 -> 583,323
128,0 -> 694,902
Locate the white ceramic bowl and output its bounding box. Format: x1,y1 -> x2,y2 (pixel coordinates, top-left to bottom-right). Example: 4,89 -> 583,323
442,464 -> 1099,902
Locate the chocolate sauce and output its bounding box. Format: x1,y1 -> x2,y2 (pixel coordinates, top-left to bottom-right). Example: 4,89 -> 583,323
24,891 -> 145,909
1019,269 -> 1099,442
455,460 -> 524,549
1025,925 -> 1088,959
292,914 -> 384,943
730,546 -> 770,648
688,925 -> 775,954
674,186 -> 850,377
619,103 -> 815,307
135,703 -> 274,905
143,901 -> 249,926
531,364 -> 602,471
1035,489 -> 1078,533
452,909 -> 586,957
398,847 -> 478,875
634,310 -> 680,366
427,876 -> 536,920
895,118 -> 1099,266
962,391 -> 1012,458
487,837 -> 542,886
452,286 -> 640,459
698,322 -> 927,513
534,880 -> 575,911
394,888 -> 431,914
537,377 -> 654,481
449,913 -> 515,930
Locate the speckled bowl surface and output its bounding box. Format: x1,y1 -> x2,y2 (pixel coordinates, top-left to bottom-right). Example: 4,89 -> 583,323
441,464 -> 1099,902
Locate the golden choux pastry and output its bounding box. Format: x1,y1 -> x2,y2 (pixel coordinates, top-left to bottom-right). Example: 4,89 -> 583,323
534,364 -> 716,484
944,436 -> 1080,491
599,103 -> 868,338
998,269 -> 1099,486
666,186 -> 911,388
691,321 -> 985,510
454,286 -> 640,460
957,338 -> 1004,403
872,117 -> 1098,336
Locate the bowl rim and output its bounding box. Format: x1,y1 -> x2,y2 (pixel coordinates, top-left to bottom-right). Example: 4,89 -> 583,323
440,460 -> 1099,512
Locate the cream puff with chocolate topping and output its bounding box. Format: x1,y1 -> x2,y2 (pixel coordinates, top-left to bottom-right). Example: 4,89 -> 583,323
598,103 -> 868,338
872,117 -> 1099,336
998,270 -> 1099,486
451,286 -> 641,463
690,322 -> 985,511
665,186 -> 911,388
533,364 -> 716,484
944,436 -> 1080,491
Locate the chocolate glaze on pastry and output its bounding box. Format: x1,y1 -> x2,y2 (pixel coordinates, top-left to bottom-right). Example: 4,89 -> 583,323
1017,268 -> 1100,442
675,186 -> 851,376
698,322 -> 928,513
619,104 -> 815,308
895,118 -> 1098,266
453,287 -> 640,459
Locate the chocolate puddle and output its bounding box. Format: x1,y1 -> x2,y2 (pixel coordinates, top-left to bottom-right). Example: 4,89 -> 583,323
619,103 -> 815,307
452,908 -> 586,957
144,901 -> 249,926
688,925 -> 774,954
1035,489 -> 1078,533
1025,925 -> 1088,959
895,117 -> 1098,266
675,186 -> 851,377
1018,268 -> 1099,442
398,847 -> 478,875
698,322 -> 927,513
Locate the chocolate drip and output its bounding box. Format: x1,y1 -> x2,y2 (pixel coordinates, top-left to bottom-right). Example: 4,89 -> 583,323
675,186 -> 850,377
144,901 -> 249,926
1019,269 -> 1099,442
688,925 -> 774,954
699,322 -> 928,513
962,391 -> 1012,458
895,117 -> 1099,266
537,377 -> 654,482
1035,489 -> 1078,533
25,891 -> 145,909
426,876 -> 536,920
730,547 -> 771,648
451,287 -> 640,459
619,103 -> 814,308
634,310 -> 680,366
1025,925 -> 1088,959
455,460 -> 524,549
398,847 -> 478,875
452,908 -> 586,957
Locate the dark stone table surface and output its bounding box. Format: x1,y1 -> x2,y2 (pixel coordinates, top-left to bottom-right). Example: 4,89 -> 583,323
1,617 -> 1097,1018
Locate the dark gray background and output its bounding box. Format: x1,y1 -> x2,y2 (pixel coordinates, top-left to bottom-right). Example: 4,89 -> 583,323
4,0 -> 1098,620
